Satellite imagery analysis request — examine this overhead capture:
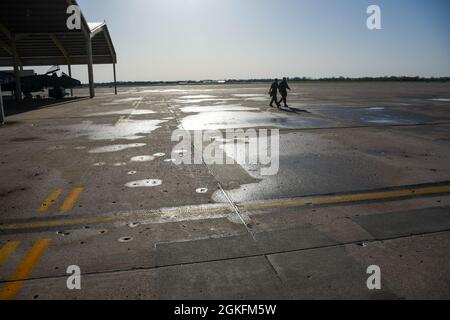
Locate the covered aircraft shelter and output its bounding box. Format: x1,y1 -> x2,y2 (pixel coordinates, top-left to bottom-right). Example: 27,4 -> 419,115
0,0 -> 117,101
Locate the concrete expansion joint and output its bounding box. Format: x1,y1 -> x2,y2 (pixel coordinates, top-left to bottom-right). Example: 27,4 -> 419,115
2,229 -> 449,287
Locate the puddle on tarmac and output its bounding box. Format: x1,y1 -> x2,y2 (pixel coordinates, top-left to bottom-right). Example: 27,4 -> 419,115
128,222 -> 140,228
113,162 -> 128,167
171,98 -> 238,104
87,109 -> 155,117
180,105 -> 258,113
139,89 -> 215,94
212,132 -> 387,203
153,153 -> 166,157
89,143 -> 146,154
233,94 -> 266,98
179,111 -> 334,130
125,179 -> 162,188
130,155 -> 155,162
56,231 -> 71,236
245,97 -> 269,102
431,98 -> 450,102
60,119 -> 166,141
315,107 -> 437,126
179,95 -> 217,99
233,94 -> 269,101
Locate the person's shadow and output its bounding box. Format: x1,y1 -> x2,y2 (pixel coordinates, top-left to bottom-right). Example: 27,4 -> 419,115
278,106 -> 311,114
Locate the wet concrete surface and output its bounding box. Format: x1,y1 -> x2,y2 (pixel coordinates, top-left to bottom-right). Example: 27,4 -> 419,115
0,82 -> 450,299
313,106 -> 449,126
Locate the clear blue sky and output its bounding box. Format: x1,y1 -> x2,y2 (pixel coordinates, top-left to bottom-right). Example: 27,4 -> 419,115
25,0 -> 450,82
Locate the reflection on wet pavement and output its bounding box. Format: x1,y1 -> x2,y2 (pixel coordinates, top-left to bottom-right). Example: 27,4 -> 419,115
212,132 -> 393,203
125,179 -> 162,188
5,82 -> 450,219
245,97 -> 269,102
431,98 -> 450,102
179,95 -> 217,99
233,94 -> 266,97
180,105 -> 258,113
315,107 -> 443,126
130,155 -> 155,162
60,119 -> 167,141
89,143 -> 146,154
87,109 -> 155,117
179,111 -> 335,130
171,98 -> 238,104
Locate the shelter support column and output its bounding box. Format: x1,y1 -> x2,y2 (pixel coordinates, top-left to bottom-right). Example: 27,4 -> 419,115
68,64 -> 73,97
86,37 -> 95,98
113,63 -> 117,95
11,40 -> 22,101
0,84 -> 5,125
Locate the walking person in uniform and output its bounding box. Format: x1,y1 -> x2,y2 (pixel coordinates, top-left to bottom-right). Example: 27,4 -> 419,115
268,78 -> 281,108
278,77 -> 291,108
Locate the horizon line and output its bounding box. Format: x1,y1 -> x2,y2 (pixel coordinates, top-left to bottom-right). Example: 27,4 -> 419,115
84,76 -> 450,85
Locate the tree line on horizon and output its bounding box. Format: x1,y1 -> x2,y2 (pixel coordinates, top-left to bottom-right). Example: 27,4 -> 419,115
92,76 -> 450,87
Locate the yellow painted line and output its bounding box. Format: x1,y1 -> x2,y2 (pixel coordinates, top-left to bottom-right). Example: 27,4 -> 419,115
241,185 -> 450,211
0,241 -> 20,267
114,98 -> 144,125
0,205 -> 232,231
126,97 -> 143,120
0,184 -> 449,232
114,115 -> 126,126
59,187 -> 85,213
36,189 -> 63,213
0,240 -> 50,300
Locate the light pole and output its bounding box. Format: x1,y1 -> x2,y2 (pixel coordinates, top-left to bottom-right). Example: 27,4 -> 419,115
0,82 -> 5,125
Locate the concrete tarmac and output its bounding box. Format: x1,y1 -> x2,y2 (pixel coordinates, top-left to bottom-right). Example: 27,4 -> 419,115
0,82 -> 449,299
